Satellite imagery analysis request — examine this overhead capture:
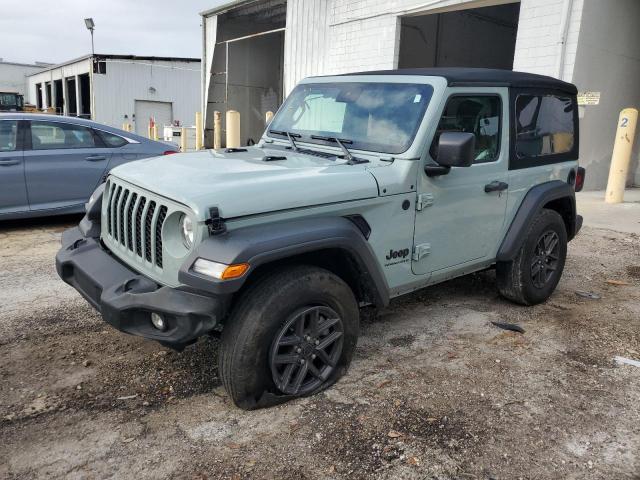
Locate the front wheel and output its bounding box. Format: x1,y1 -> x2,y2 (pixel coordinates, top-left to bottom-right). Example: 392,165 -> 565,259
497,208 -> 567,305
219,265 -> 359,410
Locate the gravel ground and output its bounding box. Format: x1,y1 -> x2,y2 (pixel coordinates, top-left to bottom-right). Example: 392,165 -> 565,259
0,215 -> 639,479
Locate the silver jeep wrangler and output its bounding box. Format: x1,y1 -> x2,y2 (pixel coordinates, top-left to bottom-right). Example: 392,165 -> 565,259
57,68 -> 584,409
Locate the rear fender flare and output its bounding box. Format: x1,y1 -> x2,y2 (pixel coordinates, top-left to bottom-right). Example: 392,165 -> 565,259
497,180 -> 576,262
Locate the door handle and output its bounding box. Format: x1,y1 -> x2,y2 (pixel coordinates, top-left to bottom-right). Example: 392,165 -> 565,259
0,158 -> 20,166
484,181 -> 508,193
85,155 -> 107,161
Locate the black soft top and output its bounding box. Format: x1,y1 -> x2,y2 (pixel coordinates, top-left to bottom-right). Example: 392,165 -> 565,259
342,68 -> 577,95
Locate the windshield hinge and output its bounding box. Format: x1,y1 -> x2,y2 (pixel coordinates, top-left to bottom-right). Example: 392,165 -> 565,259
205,207 -> 227,236
412,243 -> 431,261
416,193 -> 434,211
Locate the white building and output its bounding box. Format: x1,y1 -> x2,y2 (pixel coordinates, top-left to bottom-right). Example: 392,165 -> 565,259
0,60 -> 51,96
27,54 -> 201,136
201,0 -> 640,190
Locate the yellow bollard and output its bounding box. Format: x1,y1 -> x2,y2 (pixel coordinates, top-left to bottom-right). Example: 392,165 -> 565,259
180,127 -> 187,152
265,111 -> 274,125
213,111 -> 222,149
195,112 -> 203,150
152,125 -> 159,141
226,110 -> 240,148
605,108 -> 638,204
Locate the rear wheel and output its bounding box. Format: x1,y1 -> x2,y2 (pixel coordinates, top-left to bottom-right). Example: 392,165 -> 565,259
219,265 -> 359,410
497,208 -> 567,305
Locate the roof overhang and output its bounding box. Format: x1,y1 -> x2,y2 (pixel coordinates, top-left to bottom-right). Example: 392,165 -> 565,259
26,54 -> 200,76
199,0 -> 260,17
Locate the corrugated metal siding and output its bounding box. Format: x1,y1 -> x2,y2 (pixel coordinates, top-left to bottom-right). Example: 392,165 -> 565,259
283,0 -> 329,95
93,60 -> 200,130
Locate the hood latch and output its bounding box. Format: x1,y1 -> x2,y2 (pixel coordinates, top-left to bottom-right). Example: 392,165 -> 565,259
205,207 -> 227,235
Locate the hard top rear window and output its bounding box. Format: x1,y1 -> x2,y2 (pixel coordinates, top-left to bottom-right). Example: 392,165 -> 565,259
515,94 -> 575,159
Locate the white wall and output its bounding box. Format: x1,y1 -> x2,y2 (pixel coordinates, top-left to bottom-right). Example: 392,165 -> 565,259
27,58 -> 200,130
570,0 -> 640,189
0,62 -> 47,96
93,59 -> 201,130
512,0 -> 584,80
284,0 -> 528,94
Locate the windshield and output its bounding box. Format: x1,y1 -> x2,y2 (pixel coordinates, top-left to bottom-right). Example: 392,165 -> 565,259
268,82 -> 434,154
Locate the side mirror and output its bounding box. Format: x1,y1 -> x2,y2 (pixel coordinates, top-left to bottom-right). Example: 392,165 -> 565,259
426,132 -> 475,177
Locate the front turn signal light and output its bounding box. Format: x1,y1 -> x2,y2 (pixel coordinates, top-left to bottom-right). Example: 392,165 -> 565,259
221,263 -> 250,279
192,258 -> 249,280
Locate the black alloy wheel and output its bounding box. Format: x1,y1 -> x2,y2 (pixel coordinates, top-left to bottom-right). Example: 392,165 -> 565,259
531,230 -> 560,288
269,306 -> 344,395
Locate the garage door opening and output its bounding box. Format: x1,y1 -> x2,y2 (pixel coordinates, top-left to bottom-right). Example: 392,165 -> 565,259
398,2 -> 521,70
135,100 -> 173,136
204,0 -> 286,147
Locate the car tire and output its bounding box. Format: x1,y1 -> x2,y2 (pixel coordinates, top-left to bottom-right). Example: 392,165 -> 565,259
219,265 -> 359,410
496,208 -> 567,306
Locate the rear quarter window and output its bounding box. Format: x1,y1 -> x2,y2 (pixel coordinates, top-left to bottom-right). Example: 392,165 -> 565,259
514,94 -> 575,160
96,130 -> 128,148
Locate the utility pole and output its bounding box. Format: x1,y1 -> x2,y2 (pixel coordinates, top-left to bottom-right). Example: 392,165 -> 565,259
84,18 -> 96,120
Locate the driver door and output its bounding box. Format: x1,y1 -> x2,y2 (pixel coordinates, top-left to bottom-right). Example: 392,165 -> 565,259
412,88 -> 509,276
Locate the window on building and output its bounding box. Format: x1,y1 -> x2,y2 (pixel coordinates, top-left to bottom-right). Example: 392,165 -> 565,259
430,95 -> 501,163
96,129 -> 128,148
30,121 -> 96,150
515,95 -> 575,159
0,121 -> 18,152
92,59 -> 107,74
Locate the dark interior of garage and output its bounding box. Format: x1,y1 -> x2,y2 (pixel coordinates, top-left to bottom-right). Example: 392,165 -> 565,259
399,2 -> 521,70
206,0 -> 286,147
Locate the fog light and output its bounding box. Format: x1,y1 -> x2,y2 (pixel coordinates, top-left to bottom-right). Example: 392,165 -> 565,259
151,312 -> 167,331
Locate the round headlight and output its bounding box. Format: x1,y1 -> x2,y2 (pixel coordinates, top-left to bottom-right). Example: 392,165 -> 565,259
180,214 -> 194,248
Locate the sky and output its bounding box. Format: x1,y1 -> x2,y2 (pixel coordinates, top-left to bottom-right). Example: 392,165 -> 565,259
0,0 -> 222,65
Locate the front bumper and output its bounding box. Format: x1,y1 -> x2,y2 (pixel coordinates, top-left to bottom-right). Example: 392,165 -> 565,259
56,227 -> 226,349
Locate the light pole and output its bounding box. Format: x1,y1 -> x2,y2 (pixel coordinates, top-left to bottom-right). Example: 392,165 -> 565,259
84,18 -> 95,120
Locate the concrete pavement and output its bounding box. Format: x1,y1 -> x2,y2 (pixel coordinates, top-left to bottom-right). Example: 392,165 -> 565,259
577,188 -> 640,234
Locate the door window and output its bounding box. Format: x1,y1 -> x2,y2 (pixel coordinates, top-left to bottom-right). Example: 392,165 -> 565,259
430,95 -> 501,163
515,95 -> 574,159
0,121 -> 18,152
30,121 -> 96,150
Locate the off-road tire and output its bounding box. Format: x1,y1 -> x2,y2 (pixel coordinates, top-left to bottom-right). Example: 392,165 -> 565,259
496,208 -> 567,305
219,265 -> 359,410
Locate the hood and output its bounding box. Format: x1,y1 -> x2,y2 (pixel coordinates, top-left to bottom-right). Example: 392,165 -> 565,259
110,146 -> 380,220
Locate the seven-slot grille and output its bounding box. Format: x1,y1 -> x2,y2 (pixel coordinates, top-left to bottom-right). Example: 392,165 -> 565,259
104,181 -> 168,268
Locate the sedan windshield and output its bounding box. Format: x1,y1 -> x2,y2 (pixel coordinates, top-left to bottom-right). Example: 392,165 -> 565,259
268,82 -> 434,155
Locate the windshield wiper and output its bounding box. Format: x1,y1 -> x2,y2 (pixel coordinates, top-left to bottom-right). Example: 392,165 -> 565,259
269,129 -> 301,151
310,135 -> 368,164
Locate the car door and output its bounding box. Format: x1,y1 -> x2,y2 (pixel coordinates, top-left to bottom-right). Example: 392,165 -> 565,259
23,120 -> 112,211
0,119 -> 28,215
412,88 -> 509,276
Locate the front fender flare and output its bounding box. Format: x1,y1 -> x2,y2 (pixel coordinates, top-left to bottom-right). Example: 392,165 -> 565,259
178,216 -> 390,307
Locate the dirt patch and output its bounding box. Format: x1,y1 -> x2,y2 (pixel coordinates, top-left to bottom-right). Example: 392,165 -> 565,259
627,265 -> 640,279
1,220 -> 639,479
